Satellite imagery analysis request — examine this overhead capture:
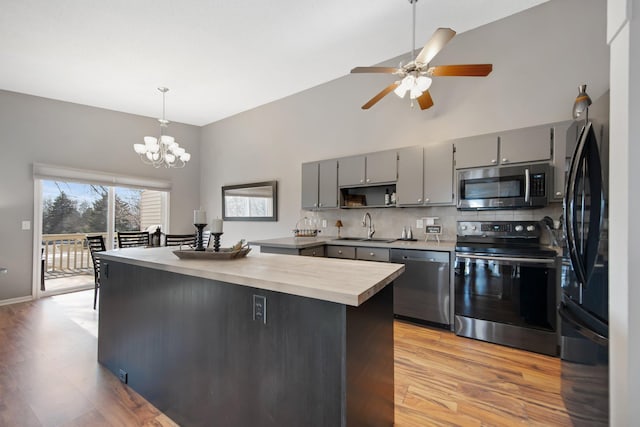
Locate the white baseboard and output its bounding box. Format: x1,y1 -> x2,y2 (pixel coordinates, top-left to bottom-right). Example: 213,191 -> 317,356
0,295 -> 34,307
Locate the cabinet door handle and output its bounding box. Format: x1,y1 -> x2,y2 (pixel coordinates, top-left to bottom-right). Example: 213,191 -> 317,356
369,252 -> 375,256
360,179 -> 364,183
556,191 -> 562,196
425,198 -> 430,202
366,178 -> 371,183
418,198 -> 422,202
318,203 -> 322,207
312,251 -> 316,256
338,250 -> 343,254
502,158 -> 509,163
491,159 -> 497,164
313,203 -> 317,207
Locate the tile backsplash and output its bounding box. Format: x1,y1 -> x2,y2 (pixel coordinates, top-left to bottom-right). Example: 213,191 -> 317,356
302,203 -> 563,242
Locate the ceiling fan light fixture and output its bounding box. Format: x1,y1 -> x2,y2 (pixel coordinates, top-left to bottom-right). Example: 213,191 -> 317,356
409,86 -> 423,99
416,75 -> 432,91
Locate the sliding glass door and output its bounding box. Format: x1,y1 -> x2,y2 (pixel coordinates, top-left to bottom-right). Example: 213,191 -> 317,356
39,180 -> 167,296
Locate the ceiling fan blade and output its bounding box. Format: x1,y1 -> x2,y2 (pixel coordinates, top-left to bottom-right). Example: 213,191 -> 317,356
415,28 -> 456,66
362,82 -> 399,109
351,66 -> 400,74
416,90 -> 434,110
428,64 -> 493,77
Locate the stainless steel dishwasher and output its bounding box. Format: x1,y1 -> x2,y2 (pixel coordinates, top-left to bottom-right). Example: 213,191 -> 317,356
391,249 -> 450,327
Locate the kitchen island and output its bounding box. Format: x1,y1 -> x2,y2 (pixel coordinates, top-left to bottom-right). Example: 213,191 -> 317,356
97,246 -> 403,427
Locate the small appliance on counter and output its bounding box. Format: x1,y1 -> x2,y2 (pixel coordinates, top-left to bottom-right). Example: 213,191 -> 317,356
454,220 -> 559,356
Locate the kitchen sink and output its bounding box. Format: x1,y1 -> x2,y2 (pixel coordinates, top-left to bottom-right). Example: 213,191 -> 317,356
333,237 -> 397,243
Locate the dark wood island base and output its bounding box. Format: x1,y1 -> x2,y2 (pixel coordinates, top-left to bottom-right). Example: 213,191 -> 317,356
98,259 -> 395,427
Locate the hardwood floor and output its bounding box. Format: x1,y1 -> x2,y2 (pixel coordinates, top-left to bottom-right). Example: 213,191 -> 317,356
0,291 -> 572,426
394,320 -> 572,426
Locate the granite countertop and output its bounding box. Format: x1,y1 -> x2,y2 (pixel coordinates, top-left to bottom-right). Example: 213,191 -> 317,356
99,246 -> 404,307
249,236 -> 457,253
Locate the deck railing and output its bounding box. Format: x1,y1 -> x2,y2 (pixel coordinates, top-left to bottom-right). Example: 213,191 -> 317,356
42,233 -> 107,277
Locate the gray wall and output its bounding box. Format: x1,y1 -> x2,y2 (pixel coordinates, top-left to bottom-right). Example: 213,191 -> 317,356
0,90 -> 200,302
199,0 -> 608,246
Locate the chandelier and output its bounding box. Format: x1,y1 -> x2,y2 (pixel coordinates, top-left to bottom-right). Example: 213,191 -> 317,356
133,87 -> 191,168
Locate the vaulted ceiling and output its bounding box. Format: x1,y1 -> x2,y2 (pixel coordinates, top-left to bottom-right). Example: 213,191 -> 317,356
0,0 -> 547,126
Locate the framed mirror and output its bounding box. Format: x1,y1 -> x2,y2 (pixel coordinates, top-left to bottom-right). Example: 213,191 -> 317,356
222,181 -> 277,221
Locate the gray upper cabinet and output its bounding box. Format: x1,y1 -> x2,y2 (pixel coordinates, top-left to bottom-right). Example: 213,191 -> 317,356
499,124 -> 552,165
318,159 -> 338,208
301,159 -> 338,209
455,124 -> 554,169
338,150 -> 397,187
396,146 -> 423,206
365,150 -> 397,184
454,134 -> 499,169
338,155 -> 365,187
551,120 -> 579,201
301,162 -> 319,209
424,142 -> 454,205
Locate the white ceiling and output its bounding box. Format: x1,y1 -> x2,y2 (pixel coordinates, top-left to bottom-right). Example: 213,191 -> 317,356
0,0 -> 547,126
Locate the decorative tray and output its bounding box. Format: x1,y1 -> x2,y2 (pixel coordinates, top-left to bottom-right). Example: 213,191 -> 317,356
173,247 -> 251,260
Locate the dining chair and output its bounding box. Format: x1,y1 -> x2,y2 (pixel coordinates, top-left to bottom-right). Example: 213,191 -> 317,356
117,231 -> 150,248
164,233 -> 197,247
86,235 -> 106,310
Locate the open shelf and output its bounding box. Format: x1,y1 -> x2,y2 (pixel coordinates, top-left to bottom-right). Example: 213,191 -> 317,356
339,184 -> 396,209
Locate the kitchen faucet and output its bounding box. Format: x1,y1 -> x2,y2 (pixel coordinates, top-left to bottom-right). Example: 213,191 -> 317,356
362,212 -> 375,239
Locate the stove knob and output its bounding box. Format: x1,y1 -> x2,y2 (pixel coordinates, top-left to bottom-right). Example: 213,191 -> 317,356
526,225 -> 536,232
514,225 -> 524,232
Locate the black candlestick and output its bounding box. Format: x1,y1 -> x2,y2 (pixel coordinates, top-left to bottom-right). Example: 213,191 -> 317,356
194,224 -> 207,251
212,232 -> 223,252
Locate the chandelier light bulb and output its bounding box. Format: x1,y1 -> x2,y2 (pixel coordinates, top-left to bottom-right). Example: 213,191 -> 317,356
133,87 -> 190,168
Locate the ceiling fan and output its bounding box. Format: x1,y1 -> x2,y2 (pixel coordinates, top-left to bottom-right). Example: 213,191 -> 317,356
351,0 -> 493,110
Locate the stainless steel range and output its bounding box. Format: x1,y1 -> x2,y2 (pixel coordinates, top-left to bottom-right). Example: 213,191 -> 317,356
454,220 -> 559,356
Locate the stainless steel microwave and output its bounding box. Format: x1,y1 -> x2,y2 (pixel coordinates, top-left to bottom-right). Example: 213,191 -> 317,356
457,164 -> 550,210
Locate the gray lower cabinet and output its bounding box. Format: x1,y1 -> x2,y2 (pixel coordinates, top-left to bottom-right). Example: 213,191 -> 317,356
326,245 -> 356,259
301,160 -> 338,209
261,245 -> 325,257
356,247 -> 389,262
326,245 -> 389,262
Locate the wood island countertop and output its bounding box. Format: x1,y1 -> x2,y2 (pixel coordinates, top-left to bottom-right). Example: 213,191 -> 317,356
99,246 -> 404,306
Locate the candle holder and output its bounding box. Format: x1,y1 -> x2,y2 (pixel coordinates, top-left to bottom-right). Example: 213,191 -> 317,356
194,224 -> 207,251
212,232 -> 223,252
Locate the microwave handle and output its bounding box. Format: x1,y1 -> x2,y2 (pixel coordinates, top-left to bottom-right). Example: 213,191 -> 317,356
524,168 -> 530,203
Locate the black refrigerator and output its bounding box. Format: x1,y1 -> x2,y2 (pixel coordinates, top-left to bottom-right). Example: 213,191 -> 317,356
558,93 -> 609,425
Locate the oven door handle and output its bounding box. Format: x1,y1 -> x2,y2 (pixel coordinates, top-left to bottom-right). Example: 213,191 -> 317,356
524,168 -> 530,203
456,253 -> 556,265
